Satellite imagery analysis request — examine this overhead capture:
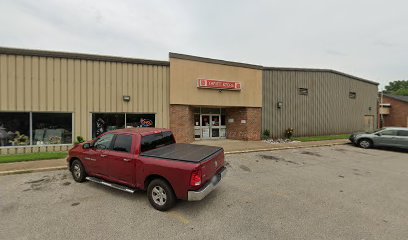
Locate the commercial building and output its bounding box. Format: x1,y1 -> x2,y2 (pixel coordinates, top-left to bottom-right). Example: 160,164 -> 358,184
379,94 -> 408,128
0,47 -> 378,154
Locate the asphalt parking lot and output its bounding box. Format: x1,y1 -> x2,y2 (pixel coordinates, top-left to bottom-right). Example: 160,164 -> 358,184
1,144 -> 408,240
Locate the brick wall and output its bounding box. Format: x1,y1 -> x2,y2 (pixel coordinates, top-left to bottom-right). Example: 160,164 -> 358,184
170,105 -> 194,143
382,96 -> 408,127
226,107 -> 261,141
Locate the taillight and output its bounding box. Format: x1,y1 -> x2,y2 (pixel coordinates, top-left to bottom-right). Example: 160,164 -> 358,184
190,169 -> 202,187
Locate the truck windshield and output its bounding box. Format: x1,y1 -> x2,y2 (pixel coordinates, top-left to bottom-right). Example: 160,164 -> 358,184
141,131 -> 175,152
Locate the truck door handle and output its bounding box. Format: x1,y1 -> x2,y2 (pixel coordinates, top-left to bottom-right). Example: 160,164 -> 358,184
100,154 -> 107,157
123,158 -> 132,162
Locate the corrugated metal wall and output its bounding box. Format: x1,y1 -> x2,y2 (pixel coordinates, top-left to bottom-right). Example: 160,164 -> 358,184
0,54 -> 170,154
262,70 -> 378,137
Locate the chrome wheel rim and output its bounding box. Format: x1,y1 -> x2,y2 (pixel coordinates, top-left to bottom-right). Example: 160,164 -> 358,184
73,164 -> 81,179
152,186 -> 167,206
360,140 -> 370,148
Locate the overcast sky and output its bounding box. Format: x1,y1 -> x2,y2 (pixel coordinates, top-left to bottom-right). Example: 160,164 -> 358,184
1,0 -> 407,89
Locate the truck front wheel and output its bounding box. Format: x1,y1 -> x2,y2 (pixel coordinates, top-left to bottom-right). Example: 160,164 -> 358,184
71,159 -> 86,182
147,179 -> 176,211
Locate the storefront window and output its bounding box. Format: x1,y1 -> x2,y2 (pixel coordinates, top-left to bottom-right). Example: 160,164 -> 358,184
92,113 -> 125,138
202,115 -> 210,126
92,113 -> 156,138
221,115 -> 226,126
0,112 -> 73,147
126,114 -> 155,128
201,108 -> 221,114
194,114 -> 200,126
32,113 -> 72,145
211,116 -> 220,126
193,108 -> 200,114
0,112 -> 30,147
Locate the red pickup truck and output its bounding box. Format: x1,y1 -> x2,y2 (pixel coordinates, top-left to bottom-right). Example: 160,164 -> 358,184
67,128 -> 227,211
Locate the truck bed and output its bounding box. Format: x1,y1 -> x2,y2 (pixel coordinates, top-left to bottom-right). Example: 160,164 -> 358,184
140,143 -> 222,163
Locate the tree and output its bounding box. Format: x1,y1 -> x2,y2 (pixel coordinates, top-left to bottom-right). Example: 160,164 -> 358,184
384,80 -> 408,96
395,88 -> 408,96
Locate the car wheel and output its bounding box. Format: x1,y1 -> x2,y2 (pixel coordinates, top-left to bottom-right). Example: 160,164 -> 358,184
147,179 -> 176,211
71,159 -> 86,182
358,139 -> 372,149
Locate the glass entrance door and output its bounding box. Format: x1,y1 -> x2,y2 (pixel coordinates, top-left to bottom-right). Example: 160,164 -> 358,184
194,108 -> 226,140
210,115 -> 220,138
200,114 -> 222,139
201,115 -> 211,139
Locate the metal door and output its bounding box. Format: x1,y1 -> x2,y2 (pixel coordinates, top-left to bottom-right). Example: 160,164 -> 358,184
364,115 -> 374,132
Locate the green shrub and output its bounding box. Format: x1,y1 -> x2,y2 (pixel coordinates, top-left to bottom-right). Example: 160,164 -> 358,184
285,128 -> 294,139
262,129 -> 271,140
74,136 -> 85,145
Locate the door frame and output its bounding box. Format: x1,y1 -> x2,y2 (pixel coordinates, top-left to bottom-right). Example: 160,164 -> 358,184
196,114 -> 226,140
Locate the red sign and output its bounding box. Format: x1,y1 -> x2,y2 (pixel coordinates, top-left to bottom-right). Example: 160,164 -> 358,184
197,79 -> 241,91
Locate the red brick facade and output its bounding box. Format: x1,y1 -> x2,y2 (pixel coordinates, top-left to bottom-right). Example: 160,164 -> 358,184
170,105 -> 262,143
170,105 -> 195,143
226,107 -> 262,141
381,96 -> 408,127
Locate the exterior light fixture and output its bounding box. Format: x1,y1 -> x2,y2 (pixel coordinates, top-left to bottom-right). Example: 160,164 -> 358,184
123,95 -> 131,102
277,101 -> 283,109
368,107 -> 372,111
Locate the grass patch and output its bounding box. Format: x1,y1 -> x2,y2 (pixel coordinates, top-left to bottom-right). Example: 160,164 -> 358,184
292,134 -> 350,142
0,152 -> 68,164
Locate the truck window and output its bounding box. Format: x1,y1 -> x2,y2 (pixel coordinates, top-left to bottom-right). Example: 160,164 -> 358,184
112,135 -> 133,153
141,132 -> 175,152
94,134 -> 114,150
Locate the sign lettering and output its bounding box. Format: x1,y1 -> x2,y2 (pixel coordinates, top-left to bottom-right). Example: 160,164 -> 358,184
197,79 -> 241,91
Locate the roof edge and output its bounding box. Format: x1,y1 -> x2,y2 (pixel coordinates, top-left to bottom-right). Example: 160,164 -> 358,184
0,47 -> 170,66
383,93 -> 408,103
263,67 -> 379,86
169,52 -> 263,70
170,52 -> 378,86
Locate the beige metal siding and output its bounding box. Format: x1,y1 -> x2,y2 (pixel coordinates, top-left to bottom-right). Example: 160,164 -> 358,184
262,70 -> 378,137
170,58 -> 262,107
0,54 -> 170,154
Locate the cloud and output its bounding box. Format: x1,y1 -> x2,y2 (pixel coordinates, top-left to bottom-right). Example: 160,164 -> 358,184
0,0 -> 407,89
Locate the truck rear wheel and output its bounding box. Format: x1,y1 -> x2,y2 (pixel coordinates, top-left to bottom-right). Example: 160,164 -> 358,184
147,179 -> 176,211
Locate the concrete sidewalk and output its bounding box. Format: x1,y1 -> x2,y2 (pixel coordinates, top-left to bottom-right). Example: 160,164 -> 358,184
0,139 -> 349,176
193,139 -> 349,153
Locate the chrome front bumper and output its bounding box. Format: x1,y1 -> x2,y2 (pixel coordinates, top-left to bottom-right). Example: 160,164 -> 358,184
187,167 -> 227,201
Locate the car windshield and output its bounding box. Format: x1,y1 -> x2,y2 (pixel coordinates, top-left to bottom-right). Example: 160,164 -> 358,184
369,128 -> 384,134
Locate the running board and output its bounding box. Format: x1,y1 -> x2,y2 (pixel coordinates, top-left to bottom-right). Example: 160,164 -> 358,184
86,176 -> 136,194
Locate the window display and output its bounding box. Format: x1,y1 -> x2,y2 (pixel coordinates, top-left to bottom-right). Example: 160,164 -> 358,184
92,113 -> 125,138
126,114 -> 155,128
92,113 -> 156,138
0,112 -> 30,147
0,112 -> 73,147
32,113 -> 72,145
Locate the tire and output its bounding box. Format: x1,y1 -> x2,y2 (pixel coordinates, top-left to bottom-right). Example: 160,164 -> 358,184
147,179 -> 176,211
71,159 -> 86,182
358,139 -> 372,149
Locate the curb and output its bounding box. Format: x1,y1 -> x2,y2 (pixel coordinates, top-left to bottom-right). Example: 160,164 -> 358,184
0,142 -> 348,176
0,166 -> 67,176
224,142 -> 348,155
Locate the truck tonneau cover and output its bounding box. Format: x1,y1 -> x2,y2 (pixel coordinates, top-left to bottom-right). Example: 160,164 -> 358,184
140,143 -> 222,163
